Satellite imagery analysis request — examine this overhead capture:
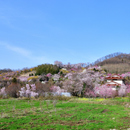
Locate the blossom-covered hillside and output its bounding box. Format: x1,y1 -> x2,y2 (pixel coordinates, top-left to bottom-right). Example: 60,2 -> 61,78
0,62 -> 130,99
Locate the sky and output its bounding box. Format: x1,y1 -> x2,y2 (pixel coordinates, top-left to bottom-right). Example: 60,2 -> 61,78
0,0 -> 130,70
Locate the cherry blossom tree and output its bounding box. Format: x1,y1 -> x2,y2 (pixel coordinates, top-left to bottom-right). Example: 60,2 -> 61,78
52,74 -> 60,81
50,86 -> 66,95
0,87 -> 6,98
19,84 -> 38,98
54,61 -> 63,68
118,83 -> 127,97
126,84 -> 130,94
94,85 -> 116,98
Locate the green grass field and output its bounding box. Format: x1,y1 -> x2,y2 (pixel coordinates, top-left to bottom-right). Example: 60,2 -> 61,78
0,97 -> 130,130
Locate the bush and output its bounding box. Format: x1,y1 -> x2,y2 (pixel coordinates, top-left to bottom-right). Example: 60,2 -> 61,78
39,75 -> 49,82
12,77 -> 17,83
29,73 -> 34,76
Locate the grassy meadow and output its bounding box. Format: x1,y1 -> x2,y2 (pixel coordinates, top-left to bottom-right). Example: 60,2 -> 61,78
0,97 -> 130,130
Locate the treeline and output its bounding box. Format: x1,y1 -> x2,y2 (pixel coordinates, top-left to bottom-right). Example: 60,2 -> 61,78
0,69 -> 12,74
93,52 -> 123,65
93,52 -> 130,66
54,61 -> 87,69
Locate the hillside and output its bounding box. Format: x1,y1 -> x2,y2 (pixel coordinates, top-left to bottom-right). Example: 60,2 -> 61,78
93,52 -> 130,73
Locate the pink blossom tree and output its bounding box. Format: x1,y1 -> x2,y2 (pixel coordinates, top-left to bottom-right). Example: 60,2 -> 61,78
0,87 -> 6,98
54,61 -> 63,68
126,84 -> 130,94
50,86 -> 66,95
19,84 -> 38,98
118,83 -> 127,97
94,85 -> 116,98
52,74 -> 60,81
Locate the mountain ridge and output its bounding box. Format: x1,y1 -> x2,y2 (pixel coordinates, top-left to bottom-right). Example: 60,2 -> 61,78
93,52 -> 130,73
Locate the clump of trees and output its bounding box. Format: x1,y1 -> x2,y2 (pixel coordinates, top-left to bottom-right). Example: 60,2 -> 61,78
35,64 -> 60,75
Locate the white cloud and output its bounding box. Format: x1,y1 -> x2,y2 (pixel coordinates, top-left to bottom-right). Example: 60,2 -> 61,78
0,42 -> 31,57
0,42 -> 50,64
6,44 -> 31,57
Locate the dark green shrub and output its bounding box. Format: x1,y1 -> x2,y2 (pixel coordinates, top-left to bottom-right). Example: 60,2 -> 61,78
29,73 -> 34,76
39,75 -> 49,82
12,78 -> 17,83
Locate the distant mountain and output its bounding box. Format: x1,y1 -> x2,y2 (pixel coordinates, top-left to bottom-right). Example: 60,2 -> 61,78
93,52 -> 130,74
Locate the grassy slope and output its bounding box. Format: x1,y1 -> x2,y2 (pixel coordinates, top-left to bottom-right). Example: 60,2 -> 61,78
0,98 -> 130,130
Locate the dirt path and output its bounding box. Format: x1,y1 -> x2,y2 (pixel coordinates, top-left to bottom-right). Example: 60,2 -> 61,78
20,71 -> 36,77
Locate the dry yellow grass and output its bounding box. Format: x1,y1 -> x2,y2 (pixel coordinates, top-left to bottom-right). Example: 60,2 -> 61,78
102,63 -> 130,73
20,71 -> 36,77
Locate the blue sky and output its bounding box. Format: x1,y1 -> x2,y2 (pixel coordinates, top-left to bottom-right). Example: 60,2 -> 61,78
0,0 -> 130,70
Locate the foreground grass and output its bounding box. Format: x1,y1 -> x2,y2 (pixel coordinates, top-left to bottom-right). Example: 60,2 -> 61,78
0,97 -> 130,130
